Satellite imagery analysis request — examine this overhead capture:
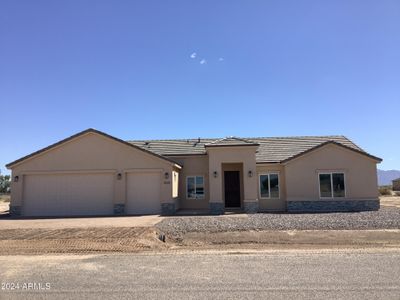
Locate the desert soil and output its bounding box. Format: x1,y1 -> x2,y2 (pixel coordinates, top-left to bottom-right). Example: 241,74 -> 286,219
0,196 -> 399,254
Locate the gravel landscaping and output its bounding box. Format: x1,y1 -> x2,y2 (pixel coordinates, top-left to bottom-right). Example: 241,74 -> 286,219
156,207 -> 400,239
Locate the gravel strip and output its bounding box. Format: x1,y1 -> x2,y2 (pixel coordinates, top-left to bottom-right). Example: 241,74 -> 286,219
156,207 -> 400,239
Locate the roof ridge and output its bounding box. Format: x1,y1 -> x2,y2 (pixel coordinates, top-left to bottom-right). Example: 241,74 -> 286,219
207,136 -> 256,145
250,135 -> 346,140
127,138 -> 219,143
128,135 -> 348,143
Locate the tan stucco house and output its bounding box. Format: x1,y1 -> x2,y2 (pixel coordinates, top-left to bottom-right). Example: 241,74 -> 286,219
6,129 -> 382,216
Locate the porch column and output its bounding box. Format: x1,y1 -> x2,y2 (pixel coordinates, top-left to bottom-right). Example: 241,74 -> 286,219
243,159 -> 259,213
208,159 -> 224,215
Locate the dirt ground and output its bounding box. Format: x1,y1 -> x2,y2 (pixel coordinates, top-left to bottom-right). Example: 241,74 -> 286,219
0,227 -> 168,255
171,229 -> 400,251
0,227 -> 399,255
380,196 -> 400,208
0,214 -> 164,229
0,196 -> 399,255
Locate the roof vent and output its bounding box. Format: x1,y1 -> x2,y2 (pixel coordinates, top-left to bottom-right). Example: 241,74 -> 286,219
193,137 -> 201,147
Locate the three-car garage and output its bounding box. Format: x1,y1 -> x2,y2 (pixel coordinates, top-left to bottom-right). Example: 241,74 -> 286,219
7,129 -> 181,217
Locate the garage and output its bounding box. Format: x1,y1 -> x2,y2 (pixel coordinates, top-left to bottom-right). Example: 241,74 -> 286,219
126,172 -> 161,215
7,129 -> 181,217
23,173 -> 114,216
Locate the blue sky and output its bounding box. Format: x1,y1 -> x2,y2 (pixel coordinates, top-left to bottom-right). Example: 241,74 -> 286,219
1,0 -> 399,175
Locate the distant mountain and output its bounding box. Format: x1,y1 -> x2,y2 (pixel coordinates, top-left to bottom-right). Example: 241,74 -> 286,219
377,169 -> 400,186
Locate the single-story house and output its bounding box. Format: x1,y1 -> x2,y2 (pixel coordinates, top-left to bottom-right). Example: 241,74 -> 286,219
393,178 -> 400,191
6,128 -> 382,216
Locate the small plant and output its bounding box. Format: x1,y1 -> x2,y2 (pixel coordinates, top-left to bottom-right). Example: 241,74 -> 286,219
394,191 -> 400,197
379,186 -> 392,196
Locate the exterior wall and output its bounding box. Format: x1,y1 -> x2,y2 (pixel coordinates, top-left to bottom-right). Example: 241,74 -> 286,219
9,131 -> 381,215
256,163 -> 286,211
284,144 -> 379,211
207,146 -> 258,213
393,180 -> 400,191
169,155 -> 209,210
9,132 -> 176,215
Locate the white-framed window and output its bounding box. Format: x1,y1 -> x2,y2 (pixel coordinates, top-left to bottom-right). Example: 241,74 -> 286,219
319,172 -> 346,198
186,176 -> 205,199
259,173 -> 280,199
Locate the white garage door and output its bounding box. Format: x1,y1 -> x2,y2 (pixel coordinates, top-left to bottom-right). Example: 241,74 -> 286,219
126,172 -> 161,215
23,173 -> 114,216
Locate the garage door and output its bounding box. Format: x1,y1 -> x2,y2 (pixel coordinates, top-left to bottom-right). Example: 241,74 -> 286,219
23,173 -> 114,216
126,172 -> 161,215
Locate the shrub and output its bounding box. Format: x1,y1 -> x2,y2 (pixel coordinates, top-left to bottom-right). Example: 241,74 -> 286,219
0,175 -> 10,194
379,186 -> 392,196
394,191 -> 400,197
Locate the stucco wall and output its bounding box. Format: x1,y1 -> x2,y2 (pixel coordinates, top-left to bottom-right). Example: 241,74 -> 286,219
10,132 -> 176,209
285,144 -> 379,201
256,163 -> 286,211
169,155 -> 209,209
207,146 -> 258,205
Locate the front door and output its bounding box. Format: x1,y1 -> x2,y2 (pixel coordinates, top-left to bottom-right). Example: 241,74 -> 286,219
224,171 -> 241,208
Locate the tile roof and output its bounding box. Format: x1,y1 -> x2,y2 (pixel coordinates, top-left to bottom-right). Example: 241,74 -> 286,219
205,137 -> 259,147
128,135 -> 381,163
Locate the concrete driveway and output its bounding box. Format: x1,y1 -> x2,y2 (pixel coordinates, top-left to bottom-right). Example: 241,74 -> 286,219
0,214 -> 164,229
0,199 -> 163,229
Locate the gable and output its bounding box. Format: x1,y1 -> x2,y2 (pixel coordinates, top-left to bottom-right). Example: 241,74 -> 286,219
282,142 -> 381,166
7,129 -> 181,170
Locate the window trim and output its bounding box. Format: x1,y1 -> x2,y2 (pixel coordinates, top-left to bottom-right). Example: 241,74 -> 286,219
172,171 -> 179,198
318,171 -> 346,199
258,172 -> 280,199
186,175 -> 205,200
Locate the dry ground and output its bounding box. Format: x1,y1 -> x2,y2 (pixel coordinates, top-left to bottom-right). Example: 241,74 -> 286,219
0,227 -> 168,255
0,196 -> 399,255
0,194 -> 10,216
0,194 -> 10,202
380,196 -> 400,208
0,214 -> 164,229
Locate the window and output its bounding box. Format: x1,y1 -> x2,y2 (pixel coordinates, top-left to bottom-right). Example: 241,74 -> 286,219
319,172 -> 345,198
186,176 -> 205,199
259,173 -> 280,199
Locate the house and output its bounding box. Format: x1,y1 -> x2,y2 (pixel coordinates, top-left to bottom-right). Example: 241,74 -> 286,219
6,128 -> 382,216
393,178 -> 400,191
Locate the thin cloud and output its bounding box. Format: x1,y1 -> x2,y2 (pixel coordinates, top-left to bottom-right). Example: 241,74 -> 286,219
190,52 -> 197,59
218,57 -> 224,61
200,59 -> 206,64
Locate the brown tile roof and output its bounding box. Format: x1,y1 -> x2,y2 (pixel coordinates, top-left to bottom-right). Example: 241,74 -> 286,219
129,135 -> 382,163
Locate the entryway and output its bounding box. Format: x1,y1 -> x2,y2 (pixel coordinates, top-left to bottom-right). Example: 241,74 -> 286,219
224,171 -> 241,208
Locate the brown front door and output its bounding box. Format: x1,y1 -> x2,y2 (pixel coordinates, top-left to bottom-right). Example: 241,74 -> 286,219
224,171 -> 241,208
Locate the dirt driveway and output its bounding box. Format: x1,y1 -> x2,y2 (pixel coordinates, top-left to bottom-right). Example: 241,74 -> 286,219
0,197 -> 399,255
0,214 -> 163,229
0,227 -> 168,255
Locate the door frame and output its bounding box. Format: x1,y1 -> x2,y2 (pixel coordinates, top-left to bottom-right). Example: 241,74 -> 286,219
223,170 -> 242,208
